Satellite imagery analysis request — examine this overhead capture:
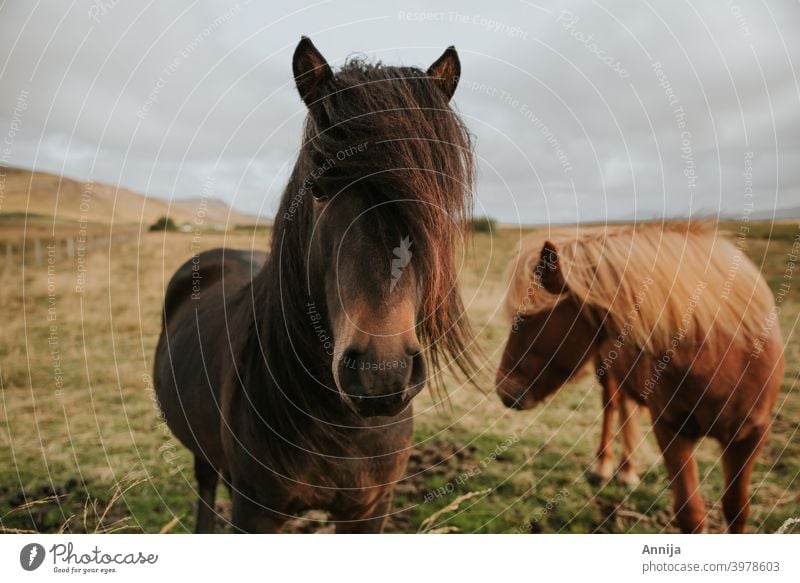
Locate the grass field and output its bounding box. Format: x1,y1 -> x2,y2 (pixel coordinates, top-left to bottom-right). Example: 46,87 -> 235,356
0,220 -> 798,533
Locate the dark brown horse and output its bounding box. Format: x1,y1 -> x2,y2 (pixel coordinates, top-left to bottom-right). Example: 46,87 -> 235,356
496,223 -> 784,533
153,37 -> 476,533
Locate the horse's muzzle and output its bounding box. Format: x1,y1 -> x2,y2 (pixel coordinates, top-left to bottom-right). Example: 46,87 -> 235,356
495,370 -> 536,410
337,347 -> 427,418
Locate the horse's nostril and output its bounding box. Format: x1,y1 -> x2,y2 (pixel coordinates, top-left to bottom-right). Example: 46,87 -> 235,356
497,379 -> 532,410
498,388 -> 519,409
406,344 -> 423,358
338,349 -> 364,399
407,350 -> 427,396
342,347 -> 364,366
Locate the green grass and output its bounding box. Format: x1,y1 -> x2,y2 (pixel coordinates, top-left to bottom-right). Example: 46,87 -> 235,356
0,223 -> 798,533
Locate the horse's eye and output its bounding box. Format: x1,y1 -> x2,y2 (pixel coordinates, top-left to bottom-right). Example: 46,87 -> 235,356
311,189 -> 329,203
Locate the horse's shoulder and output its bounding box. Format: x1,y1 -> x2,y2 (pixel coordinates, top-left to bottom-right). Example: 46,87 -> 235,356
162,248 -> 265,322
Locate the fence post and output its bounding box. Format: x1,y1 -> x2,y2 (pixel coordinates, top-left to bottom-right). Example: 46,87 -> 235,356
34,238 -> 42,265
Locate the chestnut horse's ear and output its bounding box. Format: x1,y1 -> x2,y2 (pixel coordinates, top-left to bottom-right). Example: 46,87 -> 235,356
427,46 -> 461,100
537,240 -> 566,294
293,36 -> 333,108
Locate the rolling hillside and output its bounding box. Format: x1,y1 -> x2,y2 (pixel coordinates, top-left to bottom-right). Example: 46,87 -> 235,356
0,166 -> 261,227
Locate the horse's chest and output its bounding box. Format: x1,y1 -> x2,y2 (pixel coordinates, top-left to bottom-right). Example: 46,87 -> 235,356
285,449 -> 405,514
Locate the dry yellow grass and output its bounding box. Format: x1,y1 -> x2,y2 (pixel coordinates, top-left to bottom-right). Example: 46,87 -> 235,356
0,223 -> 797,533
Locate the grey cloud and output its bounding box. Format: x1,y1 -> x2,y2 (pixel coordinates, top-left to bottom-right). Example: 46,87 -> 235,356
0,0 -> 797,224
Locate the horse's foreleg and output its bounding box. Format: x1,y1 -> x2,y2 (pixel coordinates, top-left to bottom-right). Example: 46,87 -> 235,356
652,421 -> 705,533
194,456 -> 219,533
617,395 -> 641,487
231,489 -> 287,533
589,373 -> 617,484
721,426 -> 768,533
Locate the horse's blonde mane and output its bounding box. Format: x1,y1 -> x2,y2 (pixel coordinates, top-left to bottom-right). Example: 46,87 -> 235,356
504,221 -> 775,360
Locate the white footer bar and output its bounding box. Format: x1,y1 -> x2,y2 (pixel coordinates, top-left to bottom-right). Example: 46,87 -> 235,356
1,534 -> 798,582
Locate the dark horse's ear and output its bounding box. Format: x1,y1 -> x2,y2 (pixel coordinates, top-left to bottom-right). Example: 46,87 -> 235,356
537,241 -> 567,294
293,36 -> 333,109
427,46 -> 461,100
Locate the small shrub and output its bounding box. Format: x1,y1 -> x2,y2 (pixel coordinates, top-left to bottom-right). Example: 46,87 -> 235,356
149,216 -> 178,232
472,216 -> 497,233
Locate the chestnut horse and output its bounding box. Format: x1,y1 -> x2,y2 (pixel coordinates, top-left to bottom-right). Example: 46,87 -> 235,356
496,222 -> 783,533
153,37 -> 476,532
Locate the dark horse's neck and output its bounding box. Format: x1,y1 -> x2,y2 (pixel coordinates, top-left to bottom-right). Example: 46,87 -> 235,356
234,152 -> 361,439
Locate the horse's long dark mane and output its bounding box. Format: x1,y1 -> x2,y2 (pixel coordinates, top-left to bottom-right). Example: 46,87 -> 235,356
230,57 -> 478,485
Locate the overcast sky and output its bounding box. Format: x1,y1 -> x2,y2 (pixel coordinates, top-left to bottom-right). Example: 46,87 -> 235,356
0,0 -> 798,224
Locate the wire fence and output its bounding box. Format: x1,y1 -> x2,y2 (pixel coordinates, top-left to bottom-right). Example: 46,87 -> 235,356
1,235 -> 134,270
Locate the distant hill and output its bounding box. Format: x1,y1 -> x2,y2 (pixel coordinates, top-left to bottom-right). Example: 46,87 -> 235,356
500,206 -> 800,229
747,205 -> 800,221
0,166 -> 262,227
